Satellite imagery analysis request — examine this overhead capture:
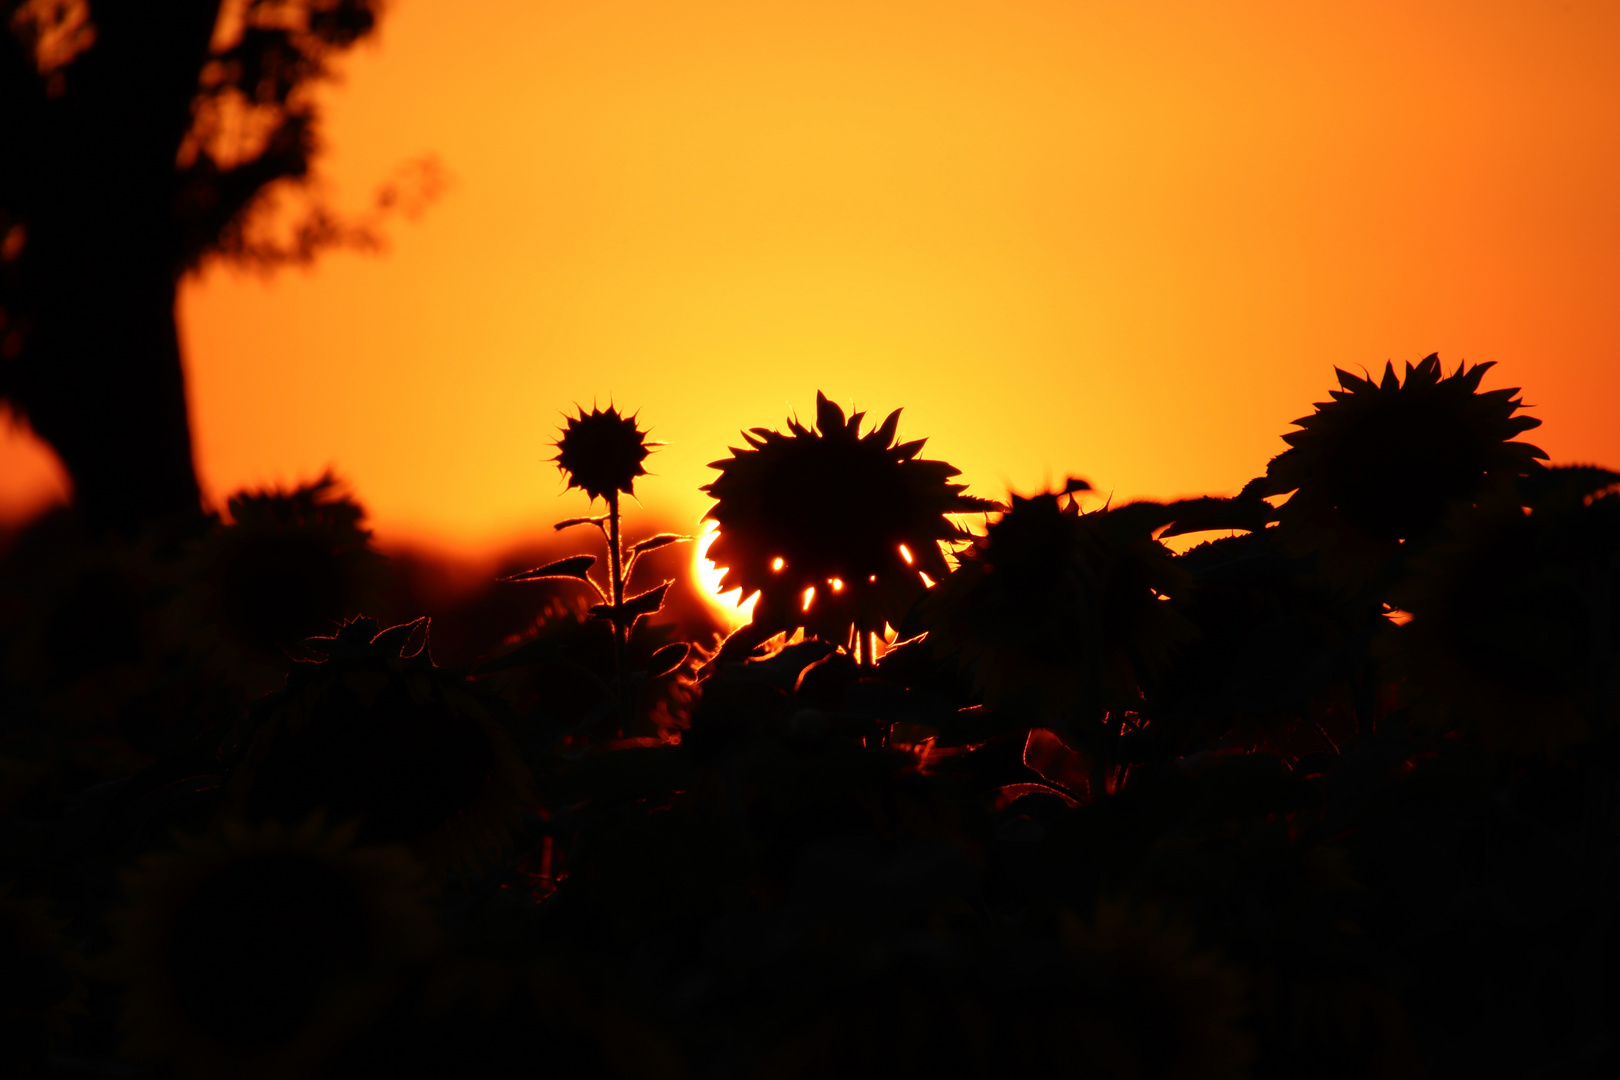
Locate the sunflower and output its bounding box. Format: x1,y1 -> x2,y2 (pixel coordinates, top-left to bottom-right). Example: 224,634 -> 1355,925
0,884 -> 87,1065
161,475 -> 386,696
1263,355 -> 1545,590
916,487 -> 1195,730
225,617 -> 536,876
106,817 -> 438,1080
702,392 -> 995,657
1380,490 -> 1620,756
552,403 -> 656,503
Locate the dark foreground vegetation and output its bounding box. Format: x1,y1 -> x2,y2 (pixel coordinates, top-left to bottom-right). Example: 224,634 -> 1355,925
4,359 -> 1620,1079
5,3 -> 1620,1077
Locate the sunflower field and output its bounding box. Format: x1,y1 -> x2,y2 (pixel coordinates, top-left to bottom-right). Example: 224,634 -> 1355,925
3,355 -> 1619,1079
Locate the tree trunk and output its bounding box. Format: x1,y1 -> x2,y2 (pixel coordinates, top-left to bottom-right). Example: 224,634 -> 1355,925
14,246 -> 200,533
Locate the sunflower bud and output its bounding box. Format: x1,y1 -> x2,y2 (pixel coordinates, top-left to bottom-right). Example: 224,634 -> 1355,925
552,405 -> 655,503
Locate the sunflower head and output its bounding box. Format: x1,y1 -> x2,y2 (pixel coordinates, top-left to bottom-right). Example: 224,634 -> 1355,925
702,392 -> 995,648
552,404 -> 655,503
163,475 -> 385,696
917,487 -> 1195,727
106,817 -> 438,1079
1264,355 -> 1545,589
226,618 -> 536,876
1381,490 -> 1620,756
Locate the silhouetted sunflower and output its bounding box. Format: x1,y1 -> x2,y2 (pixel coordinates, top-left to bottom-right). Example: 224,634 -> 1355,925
0,884 -> 87,1062
553,404 -> 655,503
1053,898 -> 1253,1080
917,488 -> 1195,727
1381,491 -> 1620,756
1264,355 -> 1545,589
703,392 -> 995,655
162,475 -> 385,696
107,817 -> 437,1080
226,618 -> 536,876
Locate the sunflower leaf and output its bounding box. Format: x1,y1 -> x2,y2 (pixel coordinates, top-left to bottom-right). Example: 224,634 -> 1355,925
554,516 -> 607,532
630,533 -> 691,556
621,582 -> 672,618
1160,494 -> 1276,538
504,555 -> 597,582
588,581 -> 673,625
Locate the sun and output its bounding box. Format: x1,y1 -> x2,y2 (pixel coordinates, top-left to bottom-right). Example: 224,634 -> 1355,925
693,519 -> 759,629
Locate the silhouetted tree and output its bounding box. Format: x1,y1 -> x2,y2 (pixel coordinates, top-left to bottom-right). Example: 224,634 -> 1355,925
0,0 -> 402,531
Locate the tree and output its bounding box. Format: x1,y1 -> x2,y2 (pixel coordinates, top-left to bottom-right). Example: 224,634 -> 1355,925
1,0 -> 414,532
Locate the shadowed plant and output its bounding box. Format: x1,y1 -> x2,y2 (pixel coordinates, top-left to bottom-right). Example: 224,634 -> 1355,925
917,482 -> 1195,782
506,404 -> 689,738
106,816 -> 437,1080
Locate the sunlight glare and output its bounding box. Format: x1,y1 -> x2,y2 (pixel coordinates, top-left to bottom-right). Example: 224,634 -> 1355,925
802,586 -> 815,611
899,544 -> 913,565
693,519 -> 758,629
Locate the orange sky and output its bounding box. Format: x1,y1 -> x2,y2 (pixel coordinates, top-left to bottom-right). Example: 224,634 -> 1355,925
4,0 -> 1618,563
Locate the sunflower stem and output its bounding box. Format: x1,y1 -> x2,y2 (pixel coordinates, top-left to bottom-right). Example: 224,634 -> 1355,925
608,490 -> 631,738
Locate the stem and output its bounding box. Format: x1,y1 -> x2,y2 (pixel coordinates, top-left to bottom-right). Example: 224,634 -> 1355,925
608,491 -> 631,737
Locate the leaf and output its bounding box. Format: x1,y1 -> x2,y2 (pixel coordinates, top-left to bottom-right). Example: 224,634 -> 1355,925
630,533 -> 691,556
471,636 -> 565,676
622,582 -> 672,618
1063,477 -> 1092,494
554,516 -> 607,532
504,555 -> 596,582
588,581 -> 673,625
646,642 -> 690,678
1160,494 -> 1275,537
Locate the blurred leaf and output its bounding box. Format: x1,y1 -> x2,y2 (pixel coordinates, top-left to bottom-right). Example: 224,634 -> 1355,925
646,642 -> 690,678
505,555 -> 596,582
470,636 -> 566,676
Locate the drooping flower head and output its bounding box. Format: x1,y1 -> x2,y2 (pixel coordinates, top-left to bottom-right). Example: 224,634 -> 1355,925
552,404 -> 655,503
702,392 -> 995,647
1264,354 -> 1545,588
161,475 -> 384,695
107,817 -> 438,1080
917,486 -> 1194,727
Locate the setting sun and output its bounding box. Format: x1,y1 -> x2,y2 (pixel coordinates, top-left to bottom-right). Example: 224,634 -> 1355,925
693,518 -> 758,628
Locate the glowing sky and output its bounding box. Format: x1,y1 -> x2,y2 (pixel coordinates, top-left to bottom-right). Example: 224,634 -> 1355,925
4,0 -> 1618,556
